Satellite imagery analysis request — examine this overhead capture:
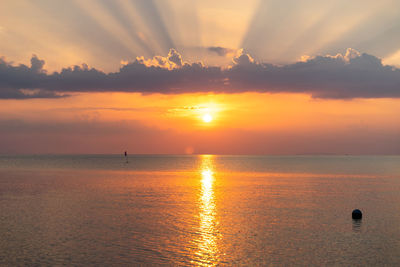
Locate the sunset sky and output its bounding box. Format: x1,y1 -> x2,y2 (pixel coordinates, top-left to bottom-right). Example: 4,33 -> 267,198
1,0 -> 400,154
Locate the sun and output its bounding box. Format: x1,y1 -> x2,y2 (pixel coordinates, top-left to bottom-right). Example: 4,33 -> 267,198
202,114 -> 213,123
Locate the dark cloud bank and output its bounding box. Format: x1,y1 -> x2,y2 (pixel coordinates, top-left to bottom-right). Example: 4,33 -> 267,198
1,48 -> 400,99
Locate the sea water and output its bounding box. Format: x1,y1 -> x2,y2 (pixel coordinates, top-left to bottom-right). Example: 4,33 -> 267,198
0,155 -> 399,266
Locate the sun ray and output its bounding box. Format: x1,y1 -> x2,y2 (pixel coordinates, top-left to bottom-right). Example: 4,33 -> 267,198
72,0 -> 147,57
383,49 -> 400,67
241,0 -> 393,63
127,0 -> 175,54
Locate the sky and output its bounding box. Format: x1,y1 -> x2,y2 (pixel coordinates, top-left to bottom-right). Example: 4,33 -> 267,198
1,0 -> 400,154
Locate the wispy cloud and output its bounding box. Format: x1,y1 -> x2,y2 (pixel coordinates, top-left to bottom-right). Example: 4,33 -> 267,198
207,46 -> 236,57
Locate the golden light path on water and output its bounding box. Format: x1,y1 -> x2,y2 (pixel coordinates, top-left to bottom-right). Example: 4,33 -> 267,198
192,155 -> 220,266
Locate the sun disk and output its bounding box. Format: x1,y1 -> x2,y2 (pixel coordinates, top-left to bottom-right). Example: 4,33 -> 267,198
202,114 -> 213,123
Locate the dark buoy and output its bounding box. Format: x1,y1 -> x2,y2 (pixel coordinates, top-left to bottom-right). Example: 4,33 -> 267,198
124,151 -> 128,163
352,209 -> 362,220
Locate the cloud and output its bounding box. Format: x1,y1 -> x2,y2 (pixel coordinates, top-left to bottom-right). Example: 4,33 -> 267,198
136,48 -> 184,69
1,48 -> 400,99
231,49 -> 255,65
207,46 -> 236,57
0,88 -> 64,99
0,56 -> 66,99
167,48 -> 183,67
30,55 -> 46,73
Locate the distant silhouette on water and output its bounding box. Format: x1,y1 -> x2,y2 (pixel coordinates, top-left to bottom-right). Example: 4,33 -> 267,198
124,151 -> 128,163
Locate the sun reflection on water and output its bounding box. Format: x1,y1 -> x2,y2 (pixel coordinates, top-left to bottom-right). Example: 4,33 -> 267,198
192,155 -> 220,266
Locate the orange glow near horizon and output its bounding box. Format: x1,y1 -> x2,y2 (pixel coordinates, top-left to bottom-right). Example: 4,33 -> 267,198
0,92 -> 400,154
4,92 -> 398,131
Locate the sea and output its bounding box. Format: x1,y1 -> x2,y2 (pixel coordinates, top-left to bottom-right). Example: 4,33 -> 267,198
0,155 -> 399,266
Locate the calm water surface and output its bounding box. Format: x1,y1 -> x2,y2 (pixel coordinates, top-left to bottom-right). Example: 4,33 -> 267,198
0,155 -> 399,266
